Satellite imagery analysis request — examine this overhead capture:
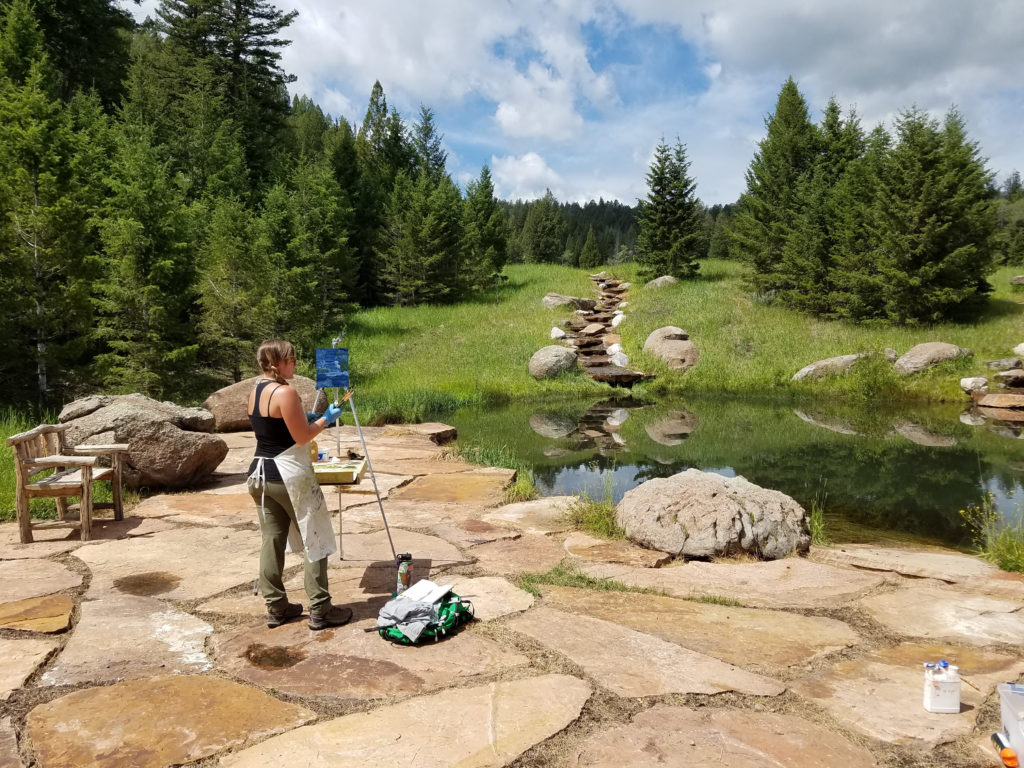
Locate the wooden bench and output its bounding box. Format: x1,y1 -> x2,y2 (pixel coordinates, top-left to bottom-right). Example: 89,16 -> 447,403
6,424 -> 129,543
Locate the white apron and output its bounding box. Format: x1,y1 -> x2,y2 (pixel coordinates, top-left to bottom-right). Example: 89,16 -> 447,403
249,442 -> 336,563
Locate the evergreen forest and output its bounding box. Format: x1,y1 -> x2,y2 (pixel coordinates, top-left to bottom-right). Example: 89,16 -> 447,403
0,1 -> 1020,412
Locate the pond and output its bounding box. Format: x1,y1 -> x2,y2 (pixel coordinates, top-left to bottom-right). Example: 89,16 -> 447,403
446,395 -> 1024,547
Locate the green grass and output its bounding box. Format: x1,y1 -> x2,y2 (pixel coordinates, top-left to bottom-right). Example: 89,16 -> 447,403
616,259 -> 1024,404
515,561 -> 663,597
809,481 -> 831,547
562,469 -> 624,539
310,260 -> 1024,426
959,493 -> 1024,573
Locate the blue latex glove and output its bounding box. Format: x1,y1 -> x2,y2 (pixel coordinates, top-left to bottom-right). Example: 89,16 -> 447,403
322,403 -> 343,427
305,412 -> 318,423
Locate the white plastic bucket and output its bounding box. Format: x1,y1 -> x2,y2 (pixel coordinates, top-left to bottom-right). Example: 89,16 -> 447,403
923,665 -> 961,714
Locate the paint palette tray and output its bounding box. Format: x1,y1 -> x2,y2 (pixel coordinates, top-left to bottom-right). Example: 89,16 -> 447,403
313,459 -> 366,484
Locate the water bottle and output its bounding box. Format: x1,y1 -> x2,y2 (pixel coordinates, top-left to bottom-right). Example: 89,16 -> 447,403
396,553 -> 413,595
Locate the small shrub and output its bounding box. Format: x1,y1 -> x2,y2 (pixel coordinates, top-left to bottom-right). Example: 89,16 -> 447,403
959,493 -> 1024,574
515,561 -> 661,596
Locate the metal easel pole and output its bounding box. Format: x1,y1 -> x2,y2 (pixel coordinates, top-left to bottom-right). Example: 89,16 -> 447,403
346,392 -> 397,564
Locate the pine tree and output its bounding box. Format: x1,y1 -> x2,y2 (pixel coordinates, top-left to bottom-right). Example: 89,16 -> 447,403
579,224 -> 602,269
635,140 -> 703,279
520,190 -> 565,263
94,123 -> 198,396
197,197 -> 277,380
412,105 -> 447,180
462,164 -> 507,291
0,0 -> 44,85
0,11 -> 106,407
871,108 -> 995,323
731,77 -> 816,293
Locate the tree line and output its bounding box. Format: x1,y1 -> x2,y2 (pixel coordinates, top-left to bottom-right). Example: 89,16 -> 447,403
649,78 -> 1017,325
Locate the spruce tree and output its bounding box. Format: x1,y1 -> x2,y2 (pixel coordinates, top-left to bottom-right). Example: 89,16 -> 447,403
520,190 -> 565,263
871,108 -> 995,323
462,164 -> 507,291
579,224 -> 602,269
635,140 -> 703,279
731,77 -> 816,293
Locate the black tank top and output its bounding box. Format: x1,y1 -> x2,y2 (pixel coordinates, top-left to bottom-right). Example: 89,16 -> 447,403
248,380 -> 296,482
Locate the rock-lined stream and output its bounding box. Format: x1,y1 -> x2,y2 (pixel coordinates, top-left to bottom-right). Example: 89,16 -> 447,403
448,395 -> 1024,546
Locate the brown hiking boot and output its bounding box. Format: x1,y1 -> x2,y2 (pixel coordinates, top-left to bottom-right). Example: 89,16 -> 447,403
266,600 -> 303,628
308,604 -> 352,630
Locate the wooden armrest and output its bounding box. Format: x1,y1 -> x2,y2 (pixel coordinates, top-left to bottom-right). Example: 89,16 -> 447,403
72,444 -> 130,455
25,455 -> 97,468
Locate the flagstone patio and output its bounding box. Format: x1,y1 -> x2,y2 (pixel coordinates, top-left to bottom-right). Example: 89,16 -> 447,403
0,422 -> 1020,767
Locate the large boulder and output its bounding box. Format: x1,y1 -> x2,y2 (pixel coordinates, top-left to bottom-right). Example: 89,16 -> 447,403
791,354 -> 863,381
542,293 -> 596,311
643,327 -> 698,371
644,275 -> 677,289
202,375 -> 326,432
59,394 -> 227,489
615,468 -> 810,560
893,342 -> 972,375
529,346 -> 578,379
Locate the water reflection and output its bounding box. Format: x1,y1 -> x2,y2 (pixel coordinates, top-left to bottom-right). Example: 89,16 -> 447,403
451,395 -> 1024,545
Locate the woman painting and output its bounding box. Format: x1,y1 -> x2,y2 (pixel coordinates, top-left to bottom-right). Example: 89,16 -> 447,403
247,339 -> 351,630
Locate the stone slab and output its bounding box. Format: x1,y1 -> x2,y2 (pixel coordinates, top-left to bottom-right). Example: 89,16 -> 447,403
219,674 -> 590,768
26,674 -> 316,768
470,534 -> 567,576
582,558 -> 887,609
380,422 -> 457,444
539,585 -> 858,671
340,498 -> 489,530
79,517 -> 174,541
200,564 -> 397,622
0,594 -> 73,633
564,532 -> 671,567
73,526 -> 260,600
429,519 -> 520,548
324,472 -> 410,499
0,560 -> 81,604
0,718 -> 18,768
858,583 -> 1024,645
335,528 -> 467,568
509,606 -> 784,698
791,643 -> 1024,747
482,496 -> 575,534
0,523 -> 82,559
810,544 -> 1002,583
390,468 -> 514,506
977,393 -> 1024,409
213,617 -> 529,700
446,576 -> 535,621
0,637 -> 58,700
42,591 -> 212,686
129,491 -> 255,522
572,704 -> 879,767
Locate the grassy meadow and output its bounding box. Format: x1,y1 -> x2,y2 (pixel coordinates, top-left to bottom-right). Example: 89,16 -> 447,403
317,259 -> 1024,423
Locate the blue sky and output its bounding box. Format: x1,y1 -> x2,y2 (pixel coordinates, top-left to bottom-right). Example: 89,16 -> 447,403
128,1 -> 1024,205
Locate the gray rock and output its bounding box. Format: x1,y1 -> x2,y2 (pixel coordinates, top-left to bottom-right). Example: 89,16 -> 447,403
610,313 -> 624,328
60,394 -> 227,488
541,293 -> 595,311
615,468 -> 810,560
528,346 -> 578,379
643,327 -> 698,371
884,347 -> 899,362
1015,343 -> 1024,358
58,395 -> 111,422
987,357 -> 1022,371
960,377 -> 988,395
1011,275 -> 1024,285
550,327 -> 566,340
644,275 -> 678,289
202,375 -> 325,432
893,342 -> 972,375
609,351 -> 629,367
996,369 -> 1024,387
529,412 -> 576,439
792,354 -> 863,381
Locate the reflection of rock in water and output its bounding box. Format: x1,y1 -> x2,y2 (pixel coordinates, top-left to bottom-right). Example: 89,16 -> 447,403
605,408 -> 629,429
960,410 -> 987,426
793,409 -> 858,435
529,413 -> 576,439
543,445 -> 569,458
989,424 -> 1023,440
645,410 -> 698,446
894,420 -> 957,447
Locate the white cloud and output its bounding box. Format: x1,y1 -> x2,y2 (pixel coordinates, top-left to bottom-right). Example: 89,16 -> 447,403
491,152 -> 563,200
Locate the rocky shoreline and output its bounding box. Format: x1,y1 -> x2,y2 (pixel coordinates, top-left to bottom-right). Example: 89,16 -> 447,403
1,423 -> 1022,767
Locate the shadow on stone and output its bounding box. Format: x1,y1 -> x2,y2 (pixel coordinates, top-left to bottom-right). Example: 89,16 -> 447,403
113,571 -> 182,596
244,643 -> 307,669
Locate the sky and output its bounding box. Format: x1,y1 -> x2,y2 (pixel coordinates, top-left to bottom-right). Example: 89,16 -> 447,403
126,1 -> 1024,205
